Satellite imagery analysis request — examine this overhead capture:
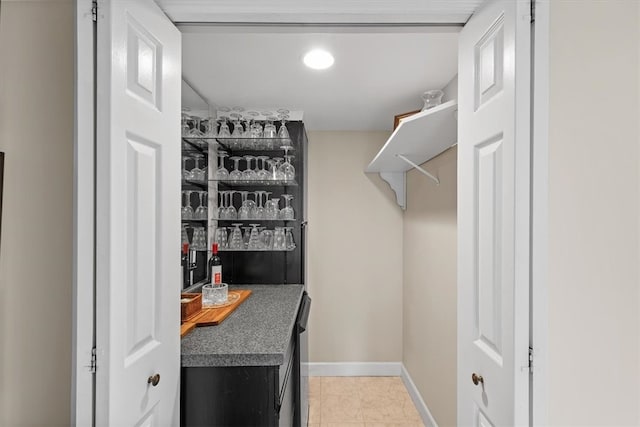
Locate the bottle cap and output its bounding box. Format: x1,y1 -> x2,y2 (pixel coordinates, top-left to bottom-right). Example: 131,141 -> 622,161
182,243 -> 189,254
212,243 -> 219,254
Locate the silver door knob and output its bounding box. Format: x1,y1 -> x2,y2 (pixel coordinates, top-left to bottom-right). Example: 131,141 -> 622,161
148,374 -> 160,386
471,373 -> 484,386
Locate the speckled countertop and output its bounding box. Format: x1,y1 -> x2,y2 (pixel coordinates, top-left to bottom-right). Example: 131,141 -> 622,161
181,284 -> 304,368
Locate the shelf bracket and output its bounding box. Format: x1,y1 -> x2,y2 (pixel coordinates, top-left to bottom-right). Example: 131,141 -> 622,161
396,154 -> 440,185
379,172 -> 406,210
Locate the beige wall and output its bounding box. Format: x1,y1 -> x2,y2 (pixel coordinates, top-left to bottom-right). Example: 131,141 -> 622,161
0,1 -> 74,425
403,147 -> 457,427
306,131 -> 403,362
547,1 -> 640,424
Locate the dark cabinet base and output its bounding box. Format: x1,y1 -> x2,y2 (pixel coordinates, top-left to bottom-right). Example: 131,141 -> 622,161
181,338 -> 296,427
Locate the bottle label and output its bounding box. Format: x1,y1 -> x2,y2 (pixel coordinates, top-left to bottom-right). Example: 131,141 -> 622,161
212,266 -> 222,284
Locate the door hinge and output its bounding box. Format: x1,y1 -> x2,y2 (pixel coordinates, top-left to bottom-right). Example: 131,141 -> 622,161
92,1 -> 98,22
528,346 -> 534,373
530,0 -> 536,23
88,347 -> 97,373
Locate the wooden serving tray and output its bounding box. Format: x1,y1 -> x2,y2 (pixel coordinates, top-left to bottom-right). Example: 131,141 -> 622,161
186,289 -> 252,328
180,321 -> 196,338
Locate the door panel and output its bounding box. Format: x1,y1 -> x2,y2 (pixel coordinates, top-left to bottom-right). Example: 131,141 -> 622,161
96,0 -> 181,425
458,1 -> 530,425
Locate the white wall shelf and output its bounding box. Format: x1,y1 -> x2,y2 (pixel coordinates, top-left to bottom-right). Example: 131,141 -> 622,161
366,99 -> 457,209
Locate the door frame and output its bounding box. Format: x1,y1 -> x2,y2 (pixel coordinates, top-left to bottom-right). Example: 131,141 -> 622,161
72,0 -> 96,425
72,1 -> 550,425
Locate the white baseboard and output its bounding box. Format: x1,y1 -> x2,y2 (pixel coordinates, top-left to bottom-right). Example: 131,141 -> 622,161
307,362 -> 402,377
401,364 -> 438,427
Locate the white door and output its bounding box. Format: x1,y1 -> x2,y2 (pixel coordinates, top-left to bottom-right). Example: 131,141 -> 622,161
95,0 -> 181,425
458,0 -> 531,425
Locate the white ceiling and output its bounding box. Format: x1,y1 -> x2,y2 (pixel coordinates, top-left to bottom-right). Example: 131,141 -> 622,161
180,27 -> 460,131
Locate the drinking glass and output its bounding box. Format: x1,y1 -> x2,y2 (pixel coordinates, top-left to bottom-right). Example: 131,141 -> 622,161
279,146 -> 295,181
181,114 -> 191,137
238,191 -> 251,220
247,224 -> 262,250
242,156 -> 257,181
215,151 -> 229,180
181,224 -> 190,245
263,121 -> 277,149
181,191 -> 194,220
256,156 -> 270,181
224,191 -> 237,220
191,227 -> 207,251
280,194 -> 295,220
242,119 -> 253,149
277,118 -> 290,141
229,224 -> 244,250
202,117 -> 218,138
187,116 -> 204,142
182,156 -> 191,180
214,226 -> 229,249
242,226 -> 252,249
270,158 -> 285,181
194,191 -> 208,220
260,229 -> 274,250
265,198 -> 280,220
273,227 -> 286,250
230,121 -> 244,149
189,155 -> 206,182
217,119 -> 231,140
229,156 -> 243,181
284,227 -> 296,250
254,191 -> 267,219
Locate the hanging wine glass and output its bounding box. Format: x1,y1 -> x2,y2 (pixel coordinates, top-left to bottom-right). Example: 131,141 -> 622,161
254,191 -> 267,219
230,120 -> 244,150
277,116 -> 290,142
181,191 -> 194,220
202,117 -> 218,138
181,224 -> 190,245
187,116 -> 204,144
217,191 -> 227,219
266,197 -> 280,220
279,146 -> 295,181
182,156 -> 191,181
224,191 -> 237,220
273,227 -> 286,250
191,227 -> 207,251
256,156 -> 270,181
214,226 -> 228,249
189,154 -> 205,182
271,158 -> 285,181
215,151 -> 229,180
218,119 -> 231,139
280,194 -> 295,220
242,226 -> 252,249
195,191 -> 208,220
238,191 -> 251,220
242,155 -> 257,181
181,114 -> 191,137
229,156 -> 243,181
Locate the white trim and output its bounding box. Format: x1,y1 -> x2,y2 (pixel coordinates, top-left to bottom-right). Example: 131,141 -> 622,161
72,0 -> 96,425
401,365 -> 438,427
308,362 -> 402,377
531,0 -> 549,425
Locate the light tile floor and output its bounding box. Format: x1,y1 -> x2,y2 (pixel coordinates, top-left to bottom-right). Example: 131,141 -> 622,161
308,376 -> 425,427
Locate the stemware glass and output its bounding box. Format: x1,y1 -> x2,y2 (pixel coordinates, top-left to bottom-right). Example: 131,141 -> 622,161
277,117 -> 290,141
202,117 -> 218,138
270,158 -> 285,181
224,191 -> 237,220
284,227 -> 296,250
256,156 -> 270,181
242,155 -> 257,181
237,191 -> 250,220
187,116 -> 204,142
181,113 -> 191,137
217,191 -> 227,219
189,155 -> 205,182
181,224 -> 190,245
229,224 -> 244,250
254,191 -> 267,219
280,194 -> 295,220
242,119 -> 253,149
215,151 -> 230,180
181,191 -> 194,220
194,191 -> 208,220
279,146 -> 295,181
218,119 -> 231,139
229,156 -> 243,181
182,156 -> 191,180
247,224 -> 262,250
263,121 -> 277,149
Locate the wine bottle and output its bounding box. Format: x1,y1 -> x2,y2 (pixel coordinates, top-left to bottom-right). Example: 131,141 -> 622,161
208,243 -> 222,285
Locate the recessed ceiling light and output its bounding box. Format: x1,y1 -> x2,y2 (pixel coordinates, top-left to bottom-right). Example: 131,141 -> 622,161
303,49 -> 334,70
